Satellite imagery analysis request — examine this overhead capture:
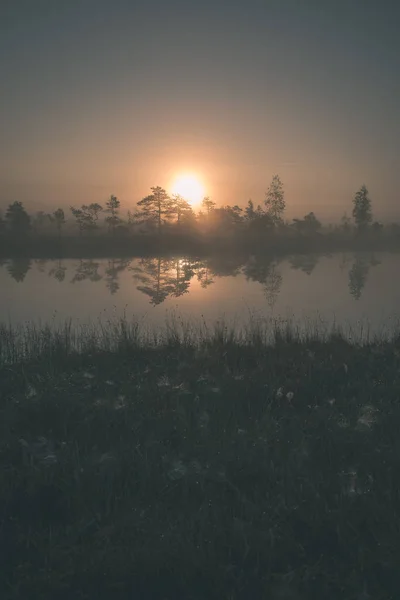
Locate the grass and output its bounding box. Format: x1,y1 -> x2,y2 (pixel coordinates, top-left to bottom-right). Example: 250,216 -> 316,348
1,315 -> 400,599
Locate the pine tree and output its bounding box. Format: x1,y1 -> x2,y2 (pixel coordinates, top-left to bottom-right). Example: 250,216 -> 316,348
51,208 -> 66,239
135,187 -> 172,233
201,197 -> 216,217
105,195 -> 121,235
70,203 -> 103,234
170,194 -> 192,226
5,201 -> 31,236
264,175 -> 285,225
352,185 -> 372,231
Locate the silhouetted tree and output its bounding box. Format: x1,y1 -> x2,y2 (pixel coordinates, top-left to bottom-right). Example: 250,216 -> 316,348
135,187 -> 172,233
210,205 -> 243,234
248,213 -> 275,235
340,212 -> 351,233
105,195 -> 121,235
50,208 -> 66,239
244,199 -> 264,222
371,221 -> 383,234
5,202 -> 31,236
201,197 -> 216,217
264,175 -> 285,226
70,204 -> 103,234
352,185 -> 372,232
0,211 -> 5,236
292,212 -> 321,234
86,203 -> 103,222
126,210 -> 138,234
170,194 -> 192,226
303,211 -> 321,233
7,258 -> 32,282
32,210 -> 52,233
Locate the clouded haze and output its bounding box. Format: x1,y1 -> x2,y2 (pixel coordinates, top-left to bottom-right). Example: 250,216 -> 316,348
1,0 -> 399,220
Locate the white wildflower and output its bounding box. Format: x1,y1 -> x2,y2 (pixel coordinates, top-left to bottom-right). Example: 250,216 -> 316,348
167,459 -> 187,480
328,398 -> 336,405
97,452 -> 115,464
114,395 -> 126,409
357,405 -> 377,429
41,453 -> 58,466
276,387 -> 284,399
26,385 -> 37,399
157,376 -> 171,388
83,372 -> 95,379
286,391 -> 294,401
173,382 -> 188,393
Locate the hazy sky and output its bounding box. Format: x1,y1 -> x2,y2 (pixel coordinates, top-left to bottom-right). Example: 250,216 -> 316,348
1,0 -> 399,219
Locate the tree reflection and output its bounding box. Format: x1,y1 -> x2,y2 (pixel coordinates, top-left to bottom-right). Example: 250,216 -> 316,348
131,257 -> 199,305
205,255 -> 242,278
170,258 -> 196,298
7,258 -> 32,282
71,260 -> 102,284
196,264 -> 214,289
263,263 -> 283,309
104,258 -> 131,295
48,259 -> 67,283
131,257 -> 176,305
348,254 -> 380,300
289,254 -> 320,275
243,255 -> 283,309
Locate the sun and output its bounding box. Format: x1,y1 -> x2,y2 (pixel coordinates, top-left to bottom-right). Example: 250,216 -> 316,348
171,174 -> 205,206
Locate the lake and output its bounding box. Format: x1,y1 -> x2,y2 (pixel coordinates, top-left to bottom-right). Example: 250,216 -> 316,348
1,252 -> 400,338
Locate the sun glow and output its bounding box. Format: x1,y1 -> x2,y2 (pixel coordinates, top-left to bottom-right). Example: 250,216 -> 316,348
171,174 -> 205,206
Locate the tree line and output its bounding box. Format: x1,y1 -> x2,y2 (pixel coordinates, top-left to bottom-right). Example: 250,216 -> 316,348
0,176 -> 385,239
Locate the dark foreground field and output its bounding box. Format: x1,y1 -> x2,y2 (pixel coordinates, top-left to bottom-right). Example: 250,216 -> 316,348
1,318 -> 400,599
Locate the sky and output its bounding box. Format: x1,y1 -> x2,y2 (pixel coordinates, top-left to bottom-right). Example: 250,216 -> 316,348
1,0 -> 400,220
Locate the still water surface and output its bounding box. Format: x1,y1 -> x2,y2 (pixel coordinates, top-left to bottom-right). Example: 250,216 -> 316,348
1,252 -> 400,337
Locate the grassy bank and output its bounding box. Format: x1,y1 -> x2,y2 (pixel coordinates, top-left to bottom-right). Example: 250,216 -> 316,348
1,317 -> 400,599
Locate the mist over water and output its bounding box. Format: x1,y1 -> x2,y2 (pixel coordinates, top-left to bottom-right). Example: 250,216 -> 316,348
2,252 -> 400,339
